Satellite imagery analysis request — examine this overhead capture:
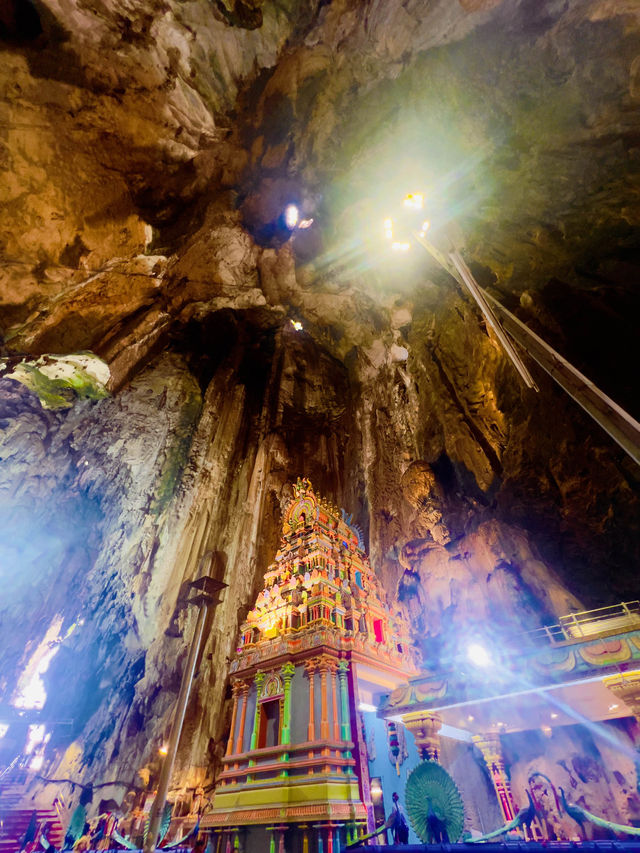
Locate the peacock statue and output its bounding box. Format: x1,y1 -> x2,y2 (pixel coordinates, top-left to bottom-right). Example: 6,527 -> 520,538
559,787 -> 640,838
405,761 -> 465,843
469,790 -> 537,843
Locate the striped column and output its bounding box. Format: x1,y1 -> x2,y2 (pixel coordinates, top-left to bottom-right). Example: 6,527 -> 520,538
226,682 -> 241,756
330,663 -> 340,742
249,671 -> 266,754
337,661 -> 352,743
234,682 -> 249,755
318,659 -> 330,740
473,733 -> 516,822
304,660 -> 317,743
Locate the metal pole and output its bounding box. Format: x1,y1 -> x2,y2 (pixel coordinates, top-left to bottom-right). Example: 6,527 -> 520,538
483,289 -> 640,468
412,231 -> 538,391
143,603 -> 208,853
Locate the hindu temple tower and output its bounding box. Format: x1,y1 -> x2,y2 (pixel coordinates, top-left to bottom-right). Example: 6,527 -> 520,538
206,478 -> 418,852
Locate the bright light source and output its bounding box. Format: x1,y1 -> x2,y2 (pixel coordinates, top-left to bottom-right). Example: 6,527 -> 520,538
159,744 -> 168,756
383,218 -> 394,240
25,724 -> 46,755
421,220 -> 430,232
358,702 -> 377,713
403,193 -> 424,210
12,616 -> 64,710
291,320 -> 303,331
609,703 -> 619,711
541,725 -> 553,737
298,218 -> 314,229
30,753 -> 45,771
467,715 -> 474,722
0,724 -> 8,740
284,204 -> 299,229
466,643 -> 491,668
550,713 -> 558,719
391,242 -> 411,252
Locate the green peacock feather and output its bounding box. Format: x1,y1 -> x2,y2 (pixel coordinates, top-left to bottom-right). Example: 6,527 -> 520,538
405,760 -> 465,843
143,803 -> 173,847
560,787 -> 640,837
65,804 -> 87,845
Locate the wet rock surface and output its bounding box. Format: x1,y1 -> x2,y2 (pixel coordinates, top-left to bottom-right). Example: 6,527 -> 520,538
0,0 -> 639,796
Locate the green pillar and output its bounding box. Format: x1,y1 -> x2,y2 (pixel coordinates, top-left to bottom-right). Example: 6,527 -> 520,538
248,671 -> 265,764
279,662 -> 295,775
280,662 -> 296,746
337,660 -> 352,743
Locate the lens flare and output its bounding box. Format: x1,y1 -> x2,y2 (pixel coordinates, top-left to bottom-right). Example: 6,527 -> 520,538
403,192 -> 424,210
466,643 -> 491,667
284,204 -> 299,229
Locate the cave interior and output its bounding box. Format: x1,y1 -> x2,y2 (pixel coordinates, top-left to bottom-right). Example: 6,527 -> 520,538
1,0 -> 640,846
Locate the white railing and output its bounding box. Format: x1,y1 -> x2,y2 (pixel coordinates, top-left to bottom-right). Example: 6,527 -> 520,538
528,601 -> 640,645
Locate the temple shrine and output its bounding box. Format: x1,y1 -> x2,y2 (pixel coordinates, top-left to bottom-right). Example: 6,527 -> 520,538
205,478 -> 419,852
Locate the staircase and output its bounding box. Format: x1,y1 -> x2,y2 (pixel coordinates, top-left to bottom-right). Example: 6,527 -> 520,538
0,784 -> 65,853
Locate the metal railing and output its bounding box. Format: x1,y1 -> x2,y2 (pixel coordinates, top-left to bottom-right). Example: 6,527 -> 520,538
528,601 -> 640,645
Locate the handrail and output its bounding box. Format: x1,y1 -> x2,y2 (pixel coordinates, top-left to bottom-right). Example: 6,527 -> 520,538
0,754 -> 22,783
526,601 -> 640,645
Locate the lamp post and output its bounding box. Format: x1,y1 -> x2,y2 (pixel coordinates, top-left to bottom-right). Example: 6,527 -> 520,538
143,564 -> 227,853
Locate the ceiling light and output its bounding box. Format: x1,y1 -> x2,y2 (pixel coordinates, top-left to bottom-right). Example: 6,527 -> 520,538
284,204 -> 299,229
403,192 -> 424,210
609,704 -> 619,711
391,242 -> 411,252
466,643 -> 491,668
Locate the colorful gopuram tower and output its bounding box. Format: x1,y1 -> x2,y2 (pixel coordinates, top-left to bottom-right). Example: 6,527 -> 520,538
207,478 -> 418,853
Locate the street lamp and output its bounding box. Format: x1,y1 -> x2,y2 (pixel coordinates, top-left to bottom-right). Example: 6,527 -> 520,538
143,558 -> 227,853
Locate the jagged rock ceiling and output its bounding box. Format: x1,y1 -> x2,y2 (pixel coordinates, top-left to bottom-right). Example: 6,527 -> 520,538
1,0 -> 640,790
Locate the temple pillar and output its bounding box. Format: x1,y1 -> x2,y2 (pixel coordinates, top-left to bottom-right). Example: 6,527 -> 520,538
234,682 -> 249,755
248,671 -> 266,757
330,663 -> 340,742
402,711 -> 442,762
226,682 -> 241,756
314,824 -> 324,853
300,824 -> 309,853
318,658 -> 330,740
472,733 -> 516,822
337,661 -> 352,743
305,660 -> 317,744
280,662 -> 296,747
